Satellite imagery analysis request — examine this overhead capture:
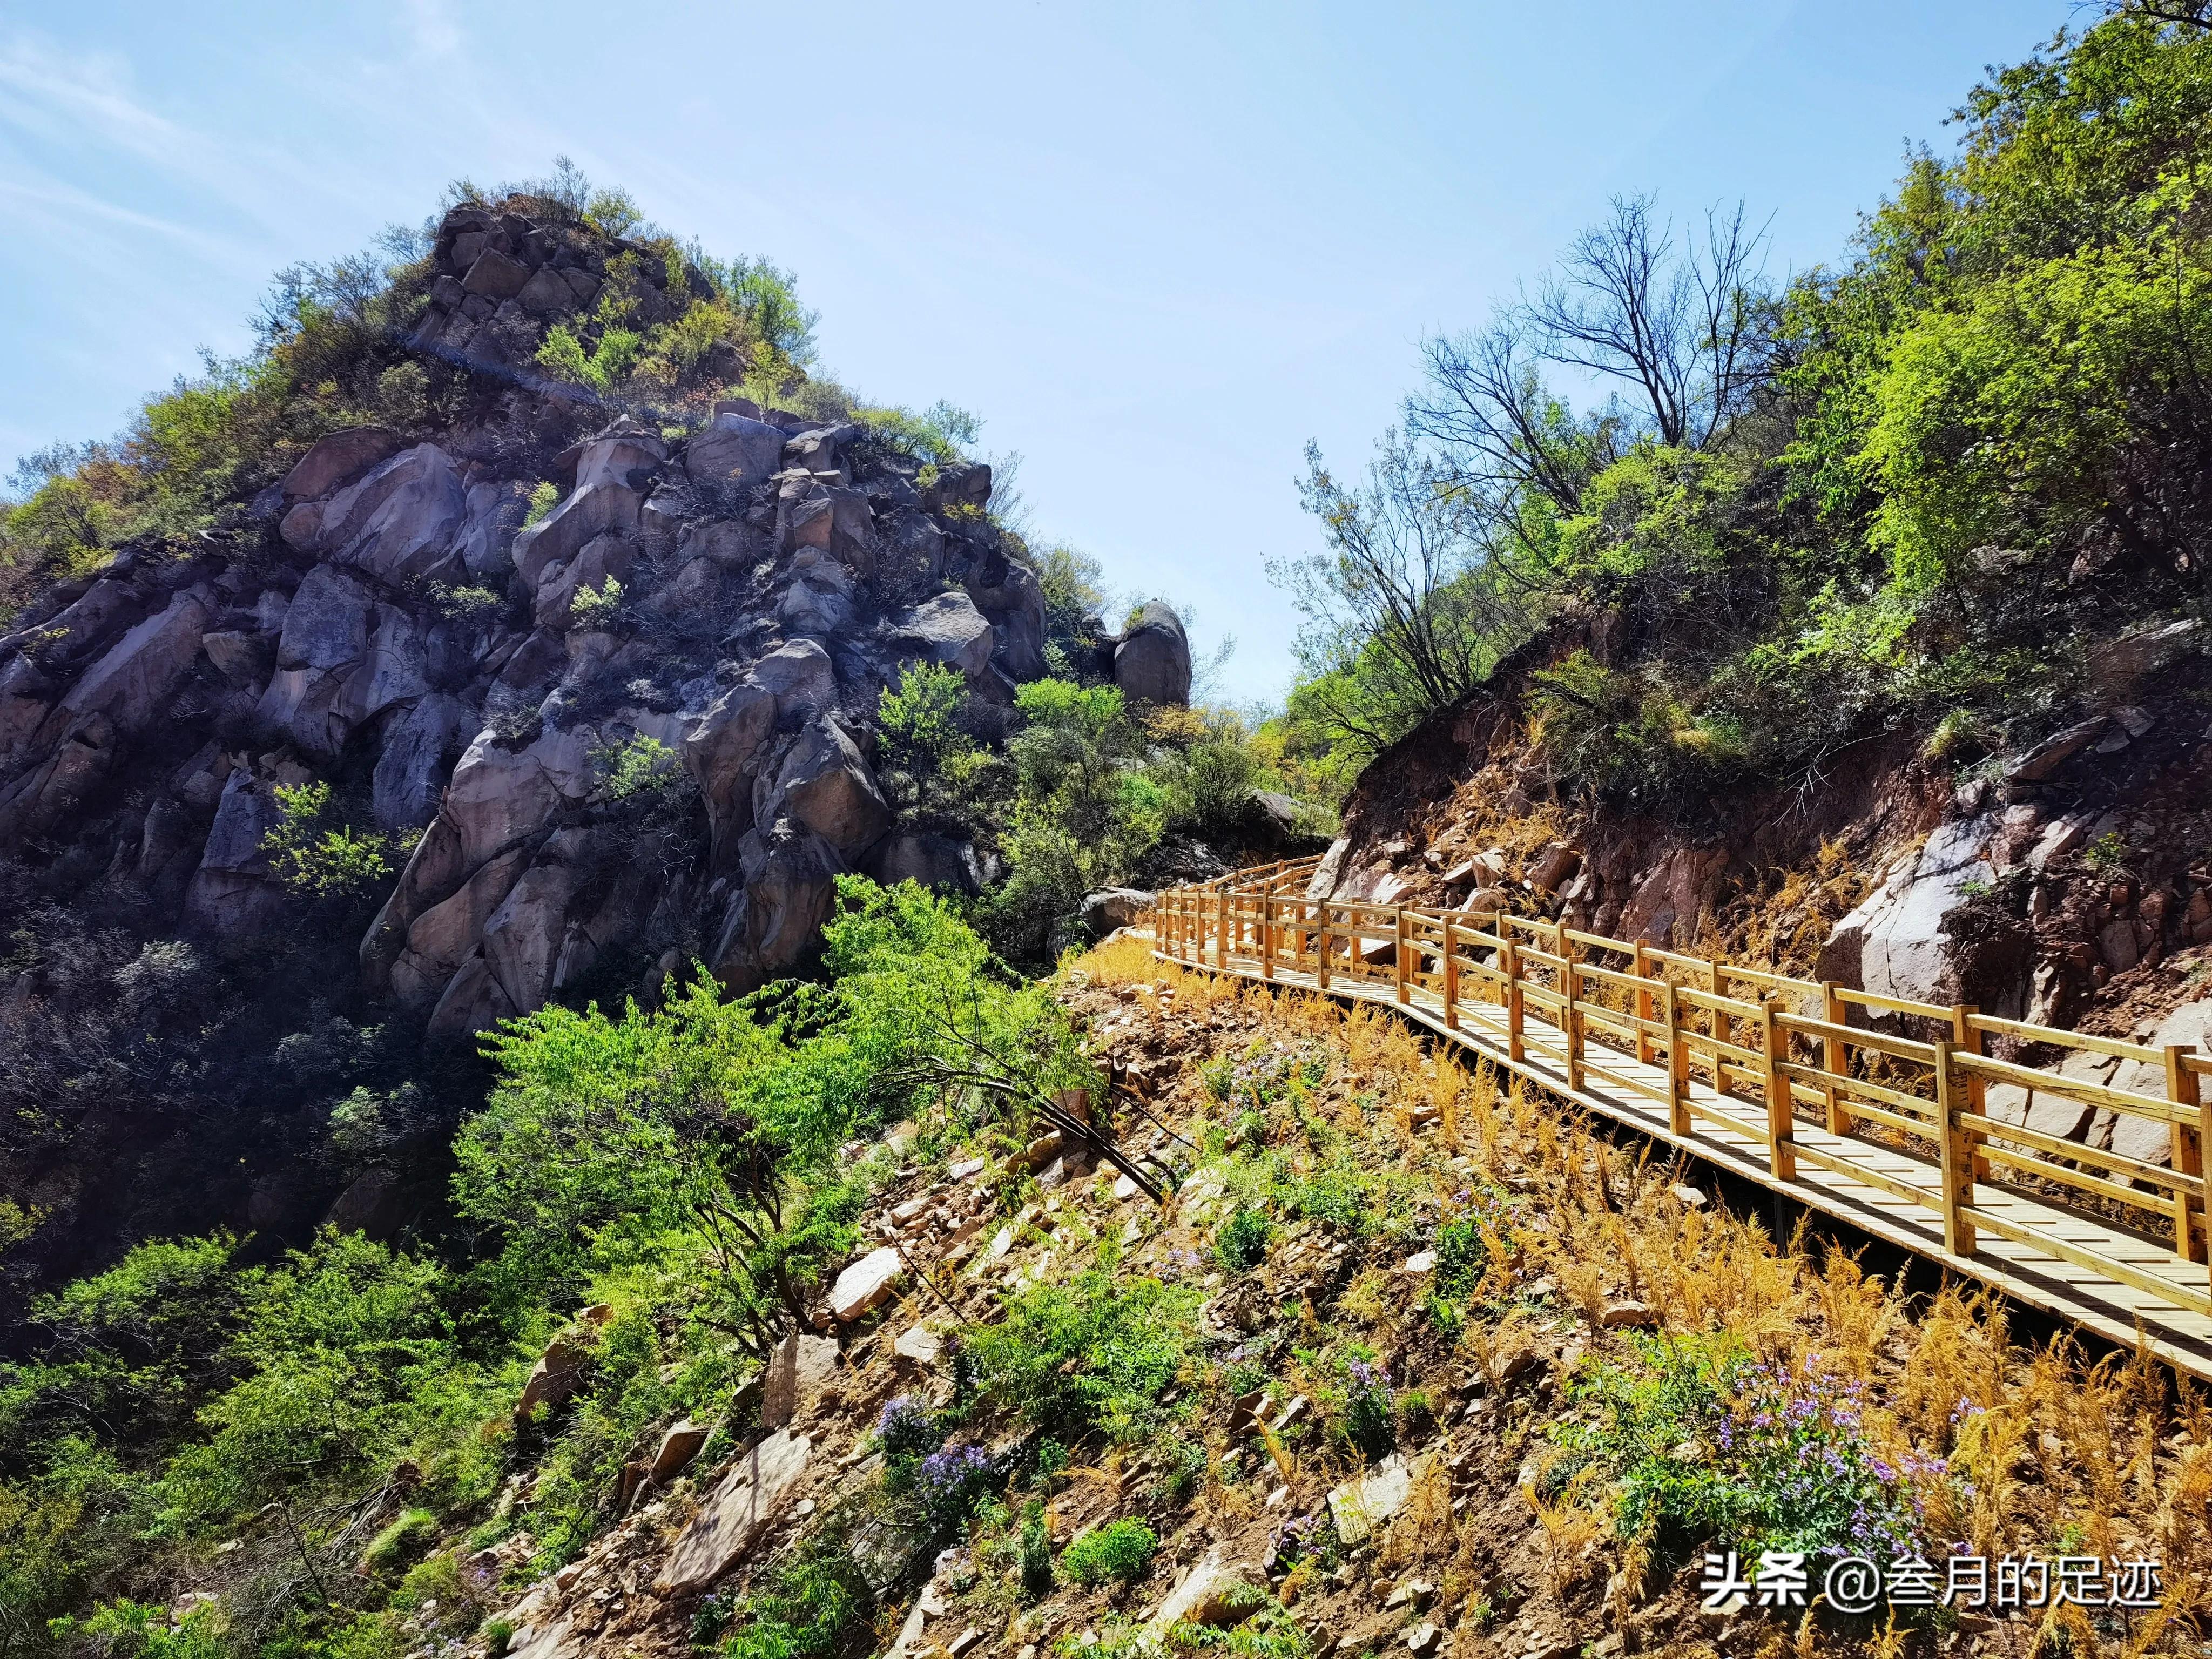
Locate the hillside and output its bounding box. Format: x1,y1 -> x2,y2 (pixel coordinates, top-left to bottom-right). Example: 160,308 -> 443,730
0,179 -> 1315,1319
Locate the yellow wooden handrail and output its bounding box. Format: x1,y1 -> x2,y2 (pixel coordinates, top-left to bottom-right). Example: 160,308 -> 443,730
1143,865 -> 2212,1318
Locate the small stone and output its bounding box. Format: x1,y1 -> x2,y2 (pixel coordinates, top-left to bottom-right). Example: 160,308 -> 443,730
1600,1300 -> 1657,1329
1328,1454 -> 1416,1545
947,1630 -> 986,1658
1403,1624 -> 1442,1656
1402,1250 -> 1437,1275
894,1325 -> 943,1368
1669,1183 -> 1707,1208
949,1158 -> 986,1180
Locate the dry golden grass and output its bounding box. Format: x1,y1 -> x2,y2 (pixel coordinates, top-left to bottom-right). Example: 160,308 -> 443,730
1071,942 -> 2212,1651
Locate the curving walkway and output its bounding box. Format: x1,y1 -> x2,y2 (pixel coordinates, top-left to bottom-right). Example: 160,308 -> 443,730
1152,862 -> 2212,1381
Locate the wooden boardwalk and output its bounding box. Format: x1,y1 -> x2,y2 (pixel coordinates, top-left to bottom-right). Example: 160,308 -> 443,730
1152,862 -> 2212,1382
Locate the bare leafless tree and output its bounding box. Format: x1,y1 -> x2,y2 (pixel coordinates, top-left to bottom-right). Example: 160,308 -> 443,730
1409,195 -> 1771,530
1526,194 -> 1771,452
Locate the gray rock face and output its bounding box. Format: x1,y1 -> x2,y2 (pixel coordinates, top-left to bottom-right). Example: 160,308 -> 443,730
777,550 -> 855,637
712,819 -> 846,990
889,592 -> 995,678
255,568 -> 429,756
750,639 -> 838,716
864,833 -> 981,893
569,431 -> 666,495
373,693 -> 474,830
512,480 -> 644,591
184,772 -> 287,935
456,480 -> 530,579
532,532 -> 635,629
1819,818 -> 1997,1006
1115,602 -> 1192,705
685,682 -> 777,871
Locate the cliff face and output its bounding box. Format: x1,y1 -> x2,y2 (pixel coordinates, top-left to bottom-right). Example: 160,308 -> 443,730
0,198 -> 1190,1303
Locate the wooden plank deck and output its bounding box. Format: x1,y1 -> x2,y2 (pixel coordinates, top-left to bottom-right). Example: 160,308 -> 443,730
1154,939 -> 2212,1384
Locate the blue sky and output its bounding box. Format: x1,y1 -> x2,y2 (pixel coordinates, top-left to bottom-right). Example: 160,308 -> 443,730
2,1 -> 2073,704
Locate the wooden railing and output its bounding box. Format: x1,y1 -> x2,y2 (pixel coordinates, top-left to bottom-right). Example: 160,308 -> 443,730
1150,867 -> 2212,1321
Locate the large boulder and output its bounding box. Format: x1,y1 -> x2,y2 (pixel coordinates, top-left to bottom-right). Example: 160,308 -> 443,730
255,569 -> 428,756
685,414 -> 787,492
964,551 -> 1047,681
1114,603 -> 1191,705
889,592 -> 995,678
710,820 -> 845,991
653,1429 -> 813,1596
760,718 -> 892,856
511,481 -> 644,591
481,852 -> 592,1016
455,479 -> 531,579
372,693 -> 475,830
748,639 -> 839,716
43,589 -> 212,743
389,847 -> 532,1008
360,723 -> 596,995
532,532 -> 635,629
303,444 -> 469,585
567,431 -> 666,495
775,550 -> 855,637
183,773 -> 287,935
1818,818 -> 1997,1006
1082,888 -> 1154,935
279,427 -> 404,503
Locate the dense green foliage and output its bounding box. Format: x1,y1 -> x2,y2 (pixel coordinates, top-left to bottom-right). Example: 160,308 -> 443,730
1277,5 -> 2212,808
0,881 -> 1100,1659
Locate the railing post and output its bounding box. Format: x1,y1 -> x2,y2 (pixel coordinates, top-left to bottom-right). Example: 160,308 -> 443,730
1820,980 -> 1851,1136
1952,1003 -> 1988,1182
1316,908 -> 1332,990
1664,981 -> 1688,1135
2166,1043 -> 2204,1264
1707,952 -> 1728,1099
1261,894 -> 1276,981
1505,935 -> 1525,1063
1933,1038 -> 1975,1257
1394,909 -> 1410,1006
1761,999 -> 1795,1181
1633,942 -> 1654,1065
1556,921 -> 1582,1089
1441,920 -> 1460,1031
1217,888 -> 1230,969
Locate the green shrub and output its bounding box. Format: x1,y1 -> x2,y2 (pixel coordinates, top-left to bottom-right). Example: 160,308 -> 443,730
1548,1334 -> 1927,1563
1019,1500 -> 1054,1598
260,782 -> 404,899
963,1271 -> 1197,1446
1214,1206 -> 1271,1274
362,1507 -> 437,1575
1058,1518 -> 1158,1587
